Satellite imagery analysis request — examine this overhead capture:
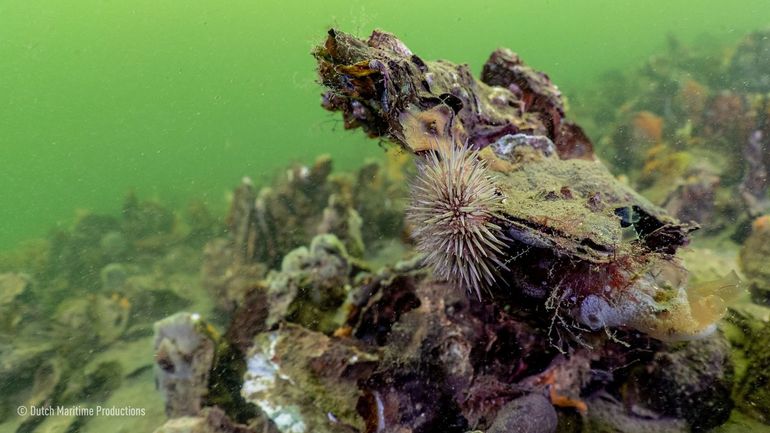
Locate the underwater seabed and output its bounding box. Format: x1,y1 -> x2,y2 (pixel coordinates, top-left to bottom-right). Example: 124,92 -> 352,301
1,28 -> 770,433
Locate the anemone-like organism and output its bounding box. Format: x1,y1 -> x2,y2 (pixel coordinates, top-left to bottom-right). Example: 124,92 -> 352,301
408,144 -> 508,299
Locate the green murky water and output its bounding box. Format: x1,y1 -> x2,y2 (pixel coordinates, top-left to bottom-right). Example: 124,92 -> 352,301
2,0 -> 769,249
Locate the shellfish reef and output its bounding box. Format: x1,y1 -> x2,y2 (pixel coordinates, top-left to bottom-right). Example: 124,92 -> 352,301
2,29 -> 770,433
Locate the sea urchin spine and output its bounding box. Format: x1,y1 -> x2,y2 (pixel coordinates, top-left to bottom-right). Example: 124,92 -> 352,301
408,144 -> 509,299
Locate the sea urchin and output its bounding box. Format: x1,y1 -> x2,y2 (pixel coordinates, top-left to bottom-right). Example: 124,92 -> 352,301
408,144 -> 509,299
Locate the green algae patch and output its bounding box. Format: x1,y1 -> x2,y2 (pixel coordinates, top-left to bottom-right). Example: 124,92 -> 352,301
495,156 -> 668,262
